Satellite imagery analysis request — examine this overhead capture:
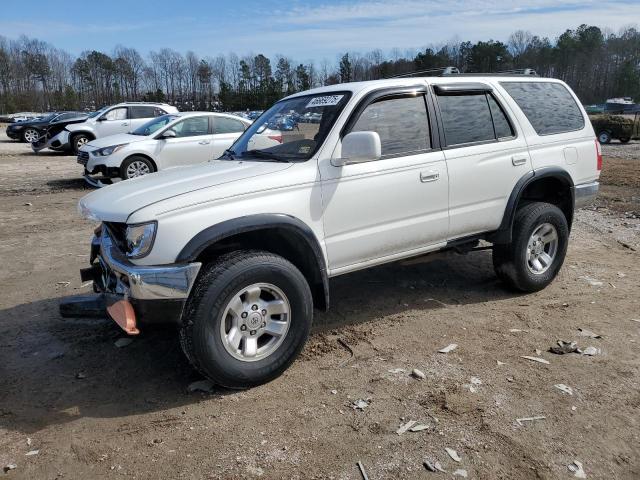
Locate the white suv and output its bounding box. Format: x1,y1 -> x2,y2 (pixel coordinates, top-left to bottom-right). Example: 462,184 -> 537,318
72,74 -> 600,388
77,112 -> 254,187
57,102 -> 178,153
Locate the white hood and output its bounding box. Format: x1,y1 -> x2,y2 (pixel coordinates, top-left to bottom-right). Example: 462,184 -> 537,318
84,133 -> 148,149
79,160 -> 293,223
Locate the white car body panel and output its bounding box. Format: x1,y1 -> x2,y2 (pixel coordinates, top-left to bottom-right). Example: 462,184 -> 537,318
78,76 -> 599,278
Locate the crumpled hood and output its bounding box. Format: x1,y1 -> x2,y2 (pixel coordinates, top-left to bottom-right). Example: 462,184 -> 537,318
79,160 -> 293,223
83,133 -> 147,150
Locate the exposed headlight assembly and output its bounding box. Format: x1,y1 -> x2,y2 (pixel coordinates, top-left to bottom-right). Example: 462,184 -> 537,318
125,221 -> 157,258
94,144 -> 128,156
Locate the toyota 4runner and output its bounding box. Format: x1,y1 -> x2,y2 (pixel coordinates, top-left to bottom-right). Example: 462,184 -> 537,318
73,74 -> 600,388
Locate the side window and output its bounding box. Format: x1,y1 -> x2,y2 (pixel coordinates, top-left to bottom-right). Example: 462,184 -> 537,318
154,107 -> 167,117
170,117 -> 210,138
437,94 -> 495,146
103,107 -> 127,121
351,95 -> 431,157
214,117 -> 246,134
487,96 -> 514,139
500,81 -> 585,135
130,106 -> 157,119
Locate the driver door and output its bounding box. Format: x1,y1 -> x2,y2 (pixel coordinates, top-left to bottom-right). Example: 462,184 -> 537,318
94,107 -> 129,137
320,91 -> 449,272
155,116 -> 214,169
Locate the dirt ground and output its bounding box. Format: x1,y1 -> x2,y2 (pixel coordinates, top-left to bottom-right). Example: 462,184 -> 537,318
0,126 -> 639,479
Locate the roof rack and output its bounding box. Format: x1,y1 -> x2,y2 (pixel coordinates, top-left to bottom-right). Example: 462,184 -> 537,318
388,66 -> 539,78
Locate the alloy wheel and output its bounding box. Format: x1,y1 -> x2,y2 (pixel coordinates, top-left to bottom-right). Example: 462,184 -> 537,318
526,223 -> 558,274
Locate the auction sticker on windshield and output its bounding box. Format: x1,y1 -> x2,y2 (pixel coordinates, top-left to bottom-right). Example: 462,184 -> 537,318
306,95 -> 344,108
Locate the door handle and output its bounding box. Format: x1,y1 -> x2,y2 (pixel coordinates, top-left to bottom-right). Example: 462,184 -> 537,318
420,170 -> 440,182
198,140 -> 211,145
512,156 -> 527,166
121,122 -> 129,126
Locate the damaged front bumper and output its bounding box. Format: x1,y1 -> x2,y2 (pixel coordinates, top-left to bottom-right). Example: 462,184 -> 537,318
31,130 -> 69,153
81,226 -> 201,333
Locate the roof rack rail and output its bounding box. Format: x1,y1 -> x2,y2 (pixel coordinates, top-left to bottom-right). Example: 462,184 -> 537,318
388,66 -> 460,78
496,68 -> 538,76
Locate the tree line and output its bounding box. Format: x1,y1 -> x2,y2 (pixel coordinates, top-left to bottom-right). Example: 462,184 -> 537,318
0,24 -> 638,114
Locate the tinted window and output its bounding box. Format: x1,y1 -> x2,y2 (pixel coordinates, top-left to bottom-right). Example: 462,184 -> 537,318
214,117 -> 246,134
171,117 -> 209,138
351,95 -> 430,157
438,94 -> 495,145
104,107 -> 127,121
487,96 -> 514,139
501,82 -> 585,135
130,106 -> 159,119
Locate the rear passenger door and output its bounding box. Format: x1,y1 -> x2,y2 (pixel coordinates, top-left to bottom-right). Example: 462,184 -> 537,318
155,116 -> 214,169
321,89 -> 449,272
129,106 -> 165,131
434,83 -> 532,239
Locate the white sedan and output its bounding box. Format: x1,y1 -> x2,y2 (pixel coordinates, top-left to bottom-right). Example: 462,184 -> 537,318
77,112 -> 279,186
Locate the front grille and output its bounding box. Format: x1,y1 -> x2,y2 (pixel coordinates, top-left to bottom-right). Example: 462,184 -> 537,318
77,151 -> 89,165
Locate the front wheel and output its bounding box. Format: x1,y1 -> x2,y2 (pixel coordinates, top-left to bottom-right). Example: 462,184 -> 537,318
120,156 -> 155,180
22,128 -> 40,143
180,250 -> 313,389
72,133 -> 92,154
493,202 -> 569,292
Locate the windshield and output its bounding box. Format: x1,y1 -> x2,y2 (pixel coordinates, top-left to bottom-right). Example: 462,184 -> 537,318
132,114 -> 179,136
223,91 -> 351,162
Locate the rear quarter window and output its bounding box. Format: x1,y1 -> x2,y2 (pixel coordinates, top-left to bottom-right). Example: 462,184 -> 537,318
501,82 -> 585,135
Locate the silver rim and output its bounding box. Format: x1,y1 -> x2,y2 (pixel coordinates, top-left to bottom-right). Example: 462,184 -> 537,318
76,136 -> 89,148
126,160 -> 151,178
24,129 -> 39,142
598,133 -> 609,143
219,283 -> 291,362
526,223 -> 558,274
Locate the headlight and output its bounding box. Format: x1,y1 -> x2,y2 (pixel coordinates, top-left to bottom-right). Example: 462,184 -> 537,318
94,144 -> 128,156
125,222 -> 157,258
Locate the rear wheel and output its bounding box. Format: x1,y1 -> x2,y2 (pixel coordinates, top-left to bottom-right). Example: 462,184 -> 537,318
619,137 -> 631,143
493,202 -> 569,292
120,156 -> 155,180
597,131 -> 612,144
180,250 -> 313,389
22,128 -> 39,143
71,133 -> 92,154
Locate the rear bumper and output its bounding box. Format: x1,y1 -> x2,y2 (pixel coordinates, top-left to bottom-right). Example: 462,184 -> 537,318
84,227 -> 201,329
574,181 -> 599,209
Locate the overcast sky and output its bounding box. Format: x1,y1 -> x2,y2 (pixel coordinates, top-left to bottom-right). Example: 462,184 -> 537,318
2,0 -> 639,61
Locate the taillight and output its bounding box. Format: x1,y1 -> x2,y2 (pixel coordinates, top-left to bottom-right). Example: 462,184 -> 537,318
595,139 -> 602,171
268,135 -> 283,143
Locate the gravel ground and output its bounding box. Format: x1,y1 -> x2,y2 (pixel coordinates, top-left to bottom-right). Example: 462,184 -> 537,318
0,127 -> 639,479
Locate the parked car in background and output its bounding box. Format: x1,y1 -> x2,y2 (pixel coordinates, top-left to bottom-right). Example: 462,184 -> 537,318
5,111 -> 86,143
590,114 -> 639,143
77,112 -> 264,186
74,74 -> 600,388
57,102 -> 178,154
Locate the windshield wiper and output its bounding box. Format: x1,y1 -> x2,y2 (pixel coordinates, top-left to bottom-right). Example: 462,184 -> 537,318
242,149 -> 290,162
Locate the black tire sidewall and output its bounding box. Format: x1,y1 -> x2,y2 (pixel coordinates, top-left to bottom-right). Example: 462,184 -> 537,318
121,156 -> 154,179
511,203 -> 569,291
188,254 -> 312,388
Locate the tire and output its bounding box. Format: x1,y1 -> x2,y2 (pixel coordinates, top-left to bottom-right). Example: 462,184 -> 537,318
120,156 -> 155,180
597,131 -> 611,144
71,133 -> 92,154
180,250 -> 313,389
22,128 -> 40,143
493,202 -> 569,292
619,137 -> 631,143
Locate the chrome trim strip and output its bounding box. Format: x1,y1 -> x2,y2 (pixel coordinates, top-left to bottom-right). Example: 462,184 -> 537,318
98,230 -> 201,300
574,181 -> 599,209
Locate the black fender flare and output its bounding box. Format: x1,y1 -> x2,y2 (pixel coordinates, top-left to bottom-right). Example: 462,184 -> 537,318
491,167 -> 575,244
176,214 -> 330,310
